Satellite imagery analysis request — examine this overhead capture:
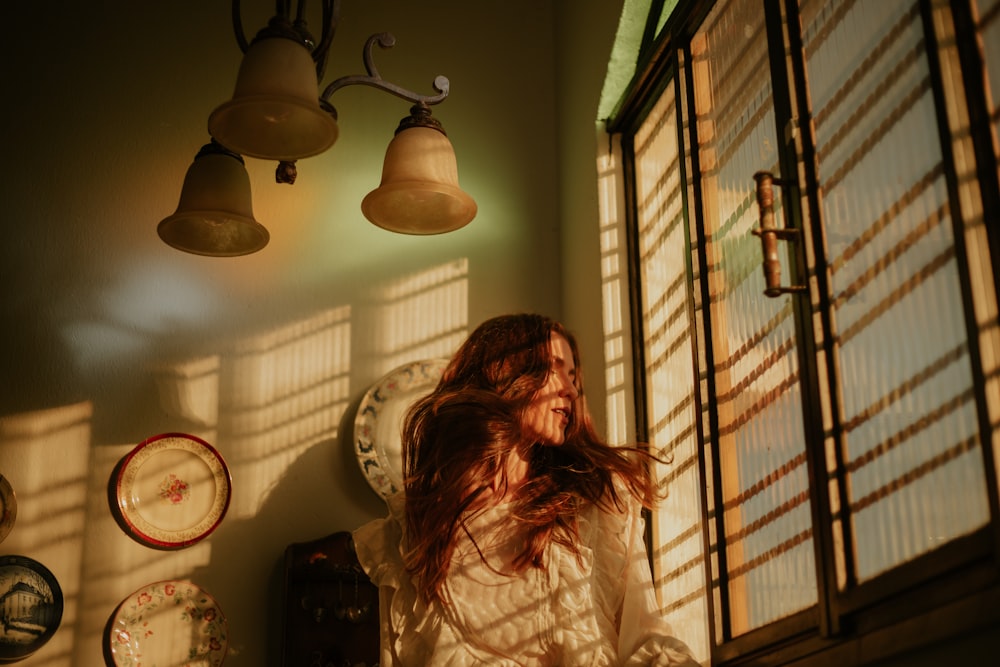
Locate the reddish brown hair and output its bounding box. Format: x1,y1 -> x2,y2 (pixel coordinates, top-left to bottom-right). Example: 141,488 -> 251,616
401,313 -> 660,604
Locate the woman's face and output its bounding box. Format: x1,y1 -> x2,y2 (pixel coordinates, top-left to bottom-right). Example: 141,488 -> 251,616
522,333 -> 579,446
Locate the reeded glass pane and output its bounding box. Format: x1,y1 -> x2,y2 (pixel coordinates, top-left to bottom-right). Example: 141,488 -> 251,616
691,0 -> 816,635
634,82 -> 710,662
801,0 -> 990,583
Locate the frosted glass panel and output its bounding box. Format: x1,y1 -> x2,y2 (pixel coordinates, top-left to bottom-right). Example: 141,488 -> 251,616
634,81 -> 710,662
625,0 -> 999,656
690,0 -> 816,636
800,0 -> 990,583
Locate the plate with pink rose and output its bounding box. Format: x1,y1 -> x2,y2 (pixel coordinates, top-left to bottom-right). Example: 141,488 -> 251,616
112,433 -> 231,549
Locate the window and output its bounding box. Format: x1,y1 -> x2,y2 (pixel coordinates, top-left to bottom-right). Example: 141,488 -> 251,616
603,0 -> 1000,663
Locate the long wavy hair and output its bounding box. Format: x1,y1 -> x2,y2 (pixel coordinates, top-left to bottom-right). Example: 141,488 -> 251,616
401,313 -> 661,604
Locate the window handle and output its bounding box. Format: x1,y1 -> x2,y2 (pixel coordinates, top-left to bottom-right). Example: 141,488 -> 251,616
752,171 -> 806,298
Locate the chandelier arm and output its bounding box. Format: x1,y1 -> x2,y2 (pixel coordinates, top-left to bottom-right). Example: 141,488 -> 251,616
291,0 -> 308,42
311,0 -> 339,82
320,33 -> 451,106
232,0 -> 250,53
361,32 -> 393,80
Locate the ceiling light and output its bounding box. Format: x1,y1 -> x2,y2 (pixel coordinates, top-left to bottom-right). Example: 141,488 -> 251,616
159,0 -> 476,257
158,141 -> 269,257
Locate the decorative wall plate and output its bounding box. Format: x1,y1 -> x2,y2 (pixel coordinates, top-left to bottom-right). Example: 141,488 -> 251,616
0,474 -> 15,544
114,433 -> 231,549
354,359 -> 448,497
0,555 -> 63,662
107,580 -> 228,666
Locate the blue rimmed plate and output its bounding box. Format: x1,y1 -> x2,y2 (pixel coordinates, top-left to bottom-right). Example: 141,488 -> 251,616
354,359 -> 448,497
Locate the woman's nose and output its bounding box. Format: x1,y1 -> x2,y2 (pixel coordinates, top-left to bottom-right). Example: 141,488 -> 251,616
560,374 -> 579,398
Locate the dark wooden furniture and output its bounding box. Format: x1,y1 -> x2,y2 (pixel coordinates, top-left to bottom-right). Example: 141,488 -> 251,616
281,531 -> 380,667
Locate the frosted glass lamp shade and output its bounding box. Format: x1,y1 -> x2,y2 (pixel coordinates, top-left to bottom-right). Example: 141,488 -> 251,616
361,125 -> 477,234
208,36 -> 339,161
158,143 -> 269,257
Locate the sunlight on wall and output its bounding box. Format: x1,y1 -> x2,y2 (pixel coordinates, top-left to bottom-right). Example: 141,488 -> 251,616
79,443 -> 215,667
1,261 -> 473,665
365,259 -> 470,375
0,268 -> 447,660
0,402 -> 92,666
151,355 -> 221,427
596,145 -> 636,446
39,283 -> 462,663
219,306 -> 353,518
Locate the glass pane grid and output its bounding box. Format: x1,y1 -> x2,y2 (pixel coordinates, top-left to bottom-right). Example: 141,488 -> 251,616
692,0 -> 817,636
623,0 -> 1000,658
802,0 -> 990,583
635,83 -> 711,662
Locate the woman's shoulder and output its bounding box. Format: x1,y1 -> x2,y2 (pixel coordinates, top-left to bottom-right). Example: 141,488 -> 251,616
577,485 -> 641,546
574,481 -> 646,572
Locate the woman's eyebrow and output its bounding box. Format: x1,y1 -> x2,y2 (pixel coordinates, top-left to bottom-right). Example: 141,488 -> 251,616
551,354 -> 576,373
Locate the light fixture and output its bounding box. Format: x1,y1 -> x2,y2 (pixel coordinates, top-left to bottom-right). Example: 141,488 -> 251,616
159,0 -> 476,256
207,10 -> 339,161
158,141 -> 269,257
361,103 -> 477,234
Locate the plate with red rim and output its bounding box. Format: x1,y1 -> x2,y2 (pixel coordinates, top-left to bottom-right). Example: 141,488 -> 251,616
113,433 -> 231,549
107,579 -> 228,666
0,473 -> 15,544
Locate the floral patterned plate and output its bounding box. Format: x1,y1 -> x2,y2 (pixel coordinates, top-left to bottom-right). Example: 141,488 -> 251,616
114,433 -> 231,549
354,359 -> 448,498
108,580 -> 228,666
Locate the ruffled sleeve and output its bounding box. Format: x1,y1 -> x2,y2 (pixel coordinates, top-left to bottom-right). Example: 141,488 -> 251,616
353,493 -> 406,589
354,493 -> 471,666
611,499 -> 701,667
353,493 -> 409,667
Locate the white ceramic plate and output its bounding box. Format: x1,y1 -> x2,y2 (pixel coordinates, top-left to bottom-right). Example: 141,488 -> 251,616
115,433 -> 231,549
0,555 -> 63,661
107,580 -> 228,666
0,474 -> 15,544
354,359 -> 448,497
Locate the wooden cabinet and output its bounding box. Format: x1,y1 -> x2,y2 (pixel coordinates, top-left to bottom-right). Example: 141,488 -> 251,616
281,532 -> 380,667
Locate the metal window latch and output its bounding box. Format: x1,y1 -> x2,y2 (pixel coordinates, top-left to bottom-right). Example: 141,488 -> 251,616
752,171 -> 806,298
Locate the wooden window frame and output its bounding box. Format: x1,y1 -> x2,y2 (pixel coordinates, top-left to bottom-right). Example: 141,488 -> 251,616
607,0 -> 1000,663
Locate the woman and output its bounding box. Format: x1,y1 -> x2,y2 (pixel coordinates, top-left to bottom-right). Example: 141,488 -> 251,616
353,313 -> 698,666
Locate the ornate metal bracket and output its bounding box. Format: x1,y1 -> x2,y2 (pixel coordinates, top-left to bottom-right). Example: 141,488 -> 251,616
230,0 -> 450,108
752,171 -> 806,298
320,32 -> 451,108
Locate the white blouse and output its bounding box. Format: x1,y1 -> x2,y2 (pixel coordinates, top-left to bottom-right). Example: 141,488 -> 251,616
353,492 -> 698,667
